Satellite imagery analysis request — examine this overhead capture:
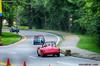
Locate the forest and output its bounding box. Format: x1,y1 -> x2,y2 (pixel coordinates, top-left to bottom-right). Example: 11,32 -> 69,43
0,0 -> 100,47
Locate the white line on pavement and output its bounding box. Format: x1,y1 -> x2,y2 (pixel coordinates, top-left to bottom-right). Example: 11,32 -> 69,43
47,33 -> 61,45
29,56 -> 37,58
57,61 -> 78,66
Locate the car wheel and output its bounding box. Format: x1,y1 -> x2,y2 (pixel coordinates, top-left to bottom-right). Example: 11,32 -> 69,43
40,52 -> 45,57
34,42 -> 36,45
37,50 -> 40,56
16,31 -> 18,33
57,53 -> 60,57
40,54 -> 44,57
53,54 -> 55,57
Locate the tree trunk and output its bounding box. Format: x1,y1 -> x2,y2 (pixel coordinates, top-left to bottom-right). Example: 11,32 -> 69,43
68,14 -> 73,32
28,22 -> 32,29
44,16 -> 47,28
97,18 -> 100,47
28,2 -> 32,29
8,19 -> 13,27
0,17 -> 2,36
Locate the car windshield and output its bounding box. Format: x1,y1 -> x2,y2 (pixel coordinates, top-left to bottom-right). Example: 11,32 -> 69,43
44,41 -> 56,47
38,36 -> 44,39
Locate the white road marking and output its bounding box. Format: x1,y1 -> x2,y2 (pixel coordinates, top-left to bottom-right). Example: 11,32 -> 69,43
57,61 -> 78,66
47,33 -> 61,45
29,56 -> 37,58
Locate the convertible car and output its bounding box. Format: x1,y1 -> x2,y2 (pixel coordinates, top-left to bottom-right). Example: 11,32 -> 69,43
33,35 -> 45,45
37,41 -> 60,57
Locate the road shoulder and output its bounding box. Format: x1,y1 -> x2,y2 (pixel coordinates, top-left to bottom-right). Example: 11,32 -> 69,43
48,31 -> 100,61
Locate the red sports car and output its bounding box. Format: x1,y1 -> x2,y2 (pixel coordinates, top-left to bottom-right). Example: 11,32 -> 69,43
37,42 -> 60,57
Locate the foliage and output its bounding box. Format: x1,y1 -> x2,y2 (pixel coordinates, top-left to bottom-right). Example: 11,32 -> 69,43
2,0 -> 100,47
3,0 -> 16,27
76,0 -> 100,46
14,0 -> 79,30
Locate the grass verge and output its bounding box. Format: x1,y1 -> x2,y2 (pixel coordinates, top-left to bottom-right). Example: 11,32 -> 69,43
77,35 -> 100,53
19,26 -> 29,30
2,32 -> 21,45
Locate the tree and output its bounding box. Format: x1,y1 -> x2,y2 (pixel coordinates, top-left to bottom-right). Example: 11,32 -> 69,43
3,0 -> 16,27
75,0 -> 100,46
0,17 -> 2,36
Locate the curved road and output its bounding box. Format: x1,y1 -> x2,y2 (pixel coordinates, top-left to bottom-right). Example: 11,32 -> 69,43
0,30 -> 100,66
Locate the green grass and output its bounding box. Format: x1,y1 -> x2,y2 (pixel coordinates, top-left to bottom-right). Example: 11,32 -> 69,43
2,32 -> 21,45
77,35 -> 100,53
3,25 -> 29,30
19,26 -> 29,30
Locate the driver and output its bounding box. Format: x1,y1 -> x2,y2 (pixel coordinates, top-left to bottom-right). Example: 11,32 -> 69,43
42,44 -> 47,47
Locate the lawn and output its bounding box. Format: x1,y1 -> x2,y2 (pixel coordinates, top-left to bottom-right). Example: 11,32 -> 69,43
19,26 -> 29,30
77,35 -> 100,53
2,32 -> 21,45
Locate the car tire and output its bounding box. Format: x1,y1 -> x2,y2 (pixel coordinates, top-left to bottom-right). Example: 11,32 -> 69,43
16,31 -> 18,33
53,54 -> 55,57
40,54 -> 44,57
40,52 -> 45,57
57,53 -> 60,57
37,50 -> 40,56
34,42 -> 36,45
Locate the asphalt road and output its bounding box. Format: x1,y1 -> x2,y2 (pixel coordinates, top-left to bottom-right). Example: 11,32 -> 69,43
0,30 -> 100,66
